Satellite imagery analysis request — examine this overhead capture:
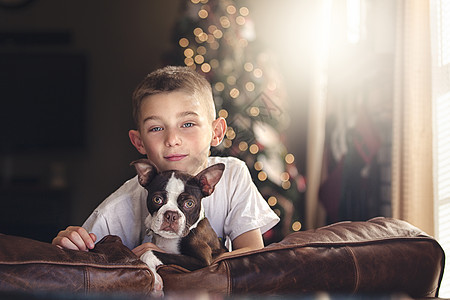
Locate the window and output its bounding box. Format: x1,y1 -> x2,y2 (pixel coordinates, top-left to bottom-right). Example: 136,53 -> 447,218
431,0 -> 450,297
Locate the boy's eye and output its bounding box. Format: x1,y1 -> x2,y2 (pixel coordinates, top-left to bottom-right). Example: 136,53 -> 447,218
149,126 -> 163,132
182,122 -> 194,128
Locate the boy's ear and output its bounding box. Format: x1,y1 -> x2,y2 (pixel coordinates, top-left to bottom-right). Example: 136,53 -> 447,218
129,130 -> 147,155
211,117 -> 227,147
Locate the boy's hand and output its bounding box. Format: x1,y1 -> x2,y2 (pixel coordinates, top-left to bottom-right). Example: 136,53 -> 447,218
52,226 -> 96,251
132,242 -> 165,257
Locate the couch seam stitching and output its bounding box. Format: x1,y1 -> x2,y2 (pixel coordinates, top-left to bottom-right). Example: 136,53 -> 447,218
224,260 -> 231,295
344,246 -> 359,293
84,266 -> 89,295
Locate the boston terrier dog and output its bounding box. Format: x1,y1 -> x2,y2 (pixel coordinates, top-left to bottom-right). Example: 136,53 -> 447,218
131,159 -> 227,293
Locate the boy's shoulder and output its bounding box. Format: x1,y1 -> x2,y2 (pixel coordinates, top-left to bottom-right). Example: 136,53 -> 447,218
95,176 -> 145,211
207,156 -> 246,169
207,156 -> 250,186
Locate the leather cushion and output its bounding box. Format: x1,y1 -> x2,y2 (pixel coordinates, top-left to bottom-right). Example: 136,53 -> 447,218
0,234 -> 153,295
158,217 -> 445,297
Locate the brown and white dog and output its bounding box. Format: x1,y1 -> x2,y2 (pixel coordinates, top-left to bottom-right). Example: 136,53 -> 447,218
131,159 -> 227,293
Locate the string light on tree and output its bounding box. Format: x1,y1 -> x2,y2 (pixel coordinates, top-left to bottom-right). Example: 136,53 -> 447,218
254,161 -> 263,171
285,153 -> 295,164
268,196 -> 277,207
239,141 -> 248,152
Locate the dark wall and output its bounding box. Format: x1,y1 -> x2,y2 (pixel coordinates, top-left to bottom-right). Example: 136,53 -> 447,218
0,0 -> 182,229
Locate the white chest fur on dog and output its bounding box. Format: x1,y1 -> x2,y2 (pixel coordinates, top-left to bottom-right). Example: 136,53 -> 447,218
151,233 -> 181,254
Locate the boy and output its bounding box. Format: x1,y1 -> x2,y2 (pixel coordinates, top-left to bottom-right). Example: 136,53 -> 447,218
52,66 -> 279,258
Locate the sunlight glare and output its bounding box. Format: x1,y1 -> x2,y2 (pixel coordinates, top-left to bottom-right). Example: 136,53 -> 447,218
347,0 -> 361,44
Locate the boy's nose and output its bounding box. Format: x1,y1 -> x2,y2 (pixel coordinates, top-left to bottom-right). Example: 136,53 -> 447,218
165,129 -> 181,147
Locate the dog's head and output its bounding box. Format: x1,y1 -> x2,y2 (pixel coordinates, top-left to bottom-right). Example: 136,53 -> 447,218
131,159 -> 225,239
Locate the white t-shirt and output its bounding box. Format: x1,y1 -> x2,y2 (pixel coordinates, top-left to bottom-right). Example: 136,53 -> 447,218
82,156 -> 280,250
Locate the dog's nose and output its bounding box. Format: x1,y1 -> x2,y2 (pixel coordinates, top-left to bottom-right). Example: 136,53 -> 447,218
164,211 -> 179,223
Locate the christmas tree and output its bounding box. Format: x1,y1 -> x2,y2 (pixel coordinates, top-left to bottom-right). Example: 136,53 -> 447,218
168,0 -> 305,243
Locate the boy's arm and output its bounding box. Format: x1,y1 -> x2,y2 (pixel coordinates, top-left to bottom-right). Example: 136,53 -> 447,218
232,228 -> 264,251
216,228 -> 264,258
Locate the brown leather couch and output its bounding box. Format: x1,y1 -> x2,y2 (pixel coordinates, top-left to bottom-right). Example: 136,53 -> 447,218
0,217 -> 445,298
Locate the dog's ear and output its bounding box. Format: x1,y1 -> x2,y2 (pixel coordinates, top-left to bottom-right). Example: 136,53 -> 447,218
130,159 -> 158,187
194,163 -> 225,197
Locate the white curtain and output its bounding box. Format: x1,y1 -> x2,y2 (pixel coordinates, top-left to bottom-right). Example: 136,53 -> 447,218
391,0 -> 434,236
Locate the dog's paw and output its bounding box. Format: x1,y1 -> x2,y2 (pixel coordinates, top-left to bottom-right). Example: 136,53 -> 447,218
151,271 -> 164,297
140,250 -> 163,269
140,250 -> 164,295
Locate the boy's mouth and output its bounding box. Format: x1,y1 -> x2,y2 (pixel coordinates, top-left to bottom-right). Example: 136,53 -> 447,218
164,154 -> 187,161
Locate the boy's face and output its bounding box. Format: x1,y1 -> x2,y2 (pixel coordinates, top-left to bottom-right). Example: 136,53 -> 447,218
130,91 -> 220,176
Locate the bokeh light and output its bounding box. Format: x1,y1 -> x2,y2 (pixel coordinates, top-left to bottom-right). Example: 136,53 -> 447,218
292,221 -> 302,231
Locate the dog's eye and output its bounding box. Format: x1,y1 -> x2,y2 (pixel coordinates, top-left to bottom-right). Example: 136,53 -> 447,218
184,200 -> 194,209
153,195 -> 163,205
